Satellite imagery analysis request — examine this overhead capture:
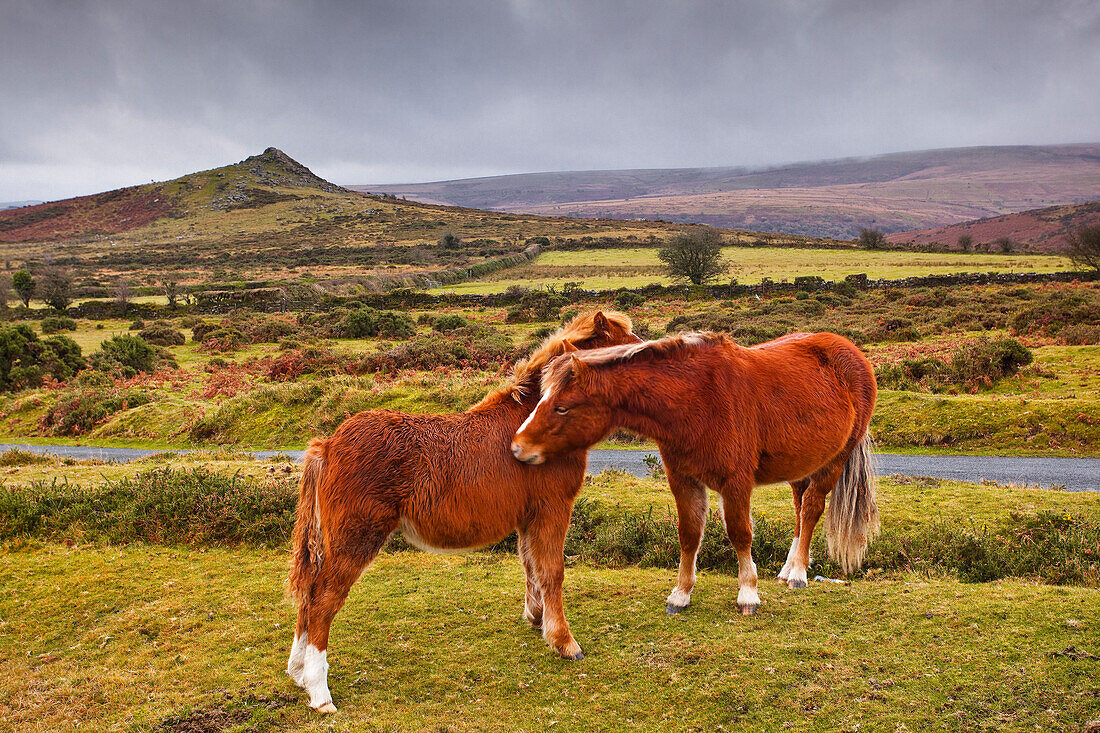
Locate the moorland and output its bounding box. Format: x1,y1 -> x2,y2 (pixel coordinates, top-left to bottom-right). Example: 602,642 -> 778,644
1,148 -> 1098,731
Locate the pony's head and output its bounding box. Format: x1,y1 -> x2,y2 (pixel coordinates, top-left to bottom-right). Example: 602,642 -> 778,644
510,347 -> 617,464
504,310 -> 640,400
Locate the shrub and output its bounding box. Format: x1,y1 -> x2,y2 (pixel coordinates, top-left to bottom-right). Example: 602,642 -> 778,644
857,228 -> 886,249
1060,323 -> 1100,345
949,338 -> 1033,388
336,307 -> 415,339
614,291 -> 645,308
432,314 -> 468,332
506,291 -> 569,323
90,334 -> 175,377
199,327 -> 246,352
40,316 -> 77,334
190,321 -> 219,342
363,325 -> 515,371
0,324 -> 85,391
139,321 -> 186,346
128,319 -> 145,331
39,387 -> 152,436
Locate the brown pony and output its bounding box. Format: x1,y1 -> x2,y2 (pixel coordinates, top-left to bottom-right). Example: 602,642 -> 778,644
511,331 -> 879,617
286,311 -> 640,713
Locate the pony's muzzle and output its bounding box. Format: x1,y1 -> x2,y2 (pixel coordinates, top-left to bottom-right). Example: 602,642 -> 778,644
511,441 -> 544,465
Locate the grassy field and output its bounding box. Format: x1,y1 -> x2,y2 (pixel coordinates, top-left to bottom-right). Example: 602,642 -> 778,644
434,247 -> 1076,294
1,454 -> 1099,732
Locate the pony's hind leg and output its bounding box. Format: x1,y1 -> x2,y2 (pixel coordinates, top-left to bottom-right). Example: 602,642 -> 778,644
526,510 -> 584,660
787,464 -> 843,589
296,515 -> 396,714
518,530 -> 543,628
716,478 -> 759,615
778,478 -> 810,583
665,471 -> 708,614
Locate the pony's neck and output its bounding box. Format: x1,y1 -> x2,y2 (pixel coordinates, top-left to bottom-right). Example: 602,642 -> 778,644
594,362 -> 692,446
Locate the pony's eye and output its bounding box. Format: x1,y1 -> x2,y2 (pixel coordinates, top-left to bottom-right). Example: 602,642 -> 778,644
554,406 -> 570,415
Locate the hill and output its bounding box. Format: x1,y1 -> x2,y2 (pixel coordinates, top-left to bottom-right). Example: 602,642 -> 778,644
887,200 -> 1100,251
0,148 -> 757,293
355,144 -> 1100,239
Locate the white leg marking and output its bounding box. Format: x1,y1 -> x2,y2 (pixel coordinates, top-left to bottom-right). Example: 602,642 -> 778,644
737,555 -> 760,612
287,633 -> 308,686
302,644 -> 336,713
777,537 -> 799,581
787,565 -> 809,589
737,583 -> 762,610
667,587 -> 692,608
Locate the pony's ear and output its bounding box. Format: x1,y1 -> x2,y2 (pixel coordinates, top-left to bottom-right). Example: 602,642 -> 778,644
570,353 -> 592,387
561,339 -> 578,353
593,311 -> 610,335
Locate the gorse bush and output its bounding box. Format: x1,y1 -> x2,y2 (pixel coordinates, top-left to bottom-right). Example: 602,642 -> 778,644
90,334 -> 176,377
138,321 -> 186,346
0,324 -> 85,391
335,307 -> 415,340
362,325 -> 514,371
40,316 -> 77,334
431,314 -> 468,332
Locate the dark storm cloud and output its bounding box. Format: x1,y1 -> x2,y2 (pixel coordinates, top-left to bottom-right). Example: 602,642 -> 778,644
2,0 -> 1099,200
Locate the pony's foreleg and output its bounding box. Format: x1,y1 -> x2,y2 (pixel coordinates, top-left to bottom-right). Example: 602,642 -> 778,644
518,530 -> 543,628
717,481 -> 760,615
527,511 -> 584,660
665,472 -> 708,614
778,479 -> 810,583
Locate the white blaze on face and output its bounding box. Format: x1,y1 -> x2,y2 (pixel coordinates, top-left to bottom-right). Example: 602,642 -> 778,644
515,388 -> 553,438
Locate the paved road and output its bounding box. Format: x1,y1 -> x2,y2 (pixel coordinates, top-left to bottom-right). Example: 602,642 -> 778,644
2,443 -> 1098,491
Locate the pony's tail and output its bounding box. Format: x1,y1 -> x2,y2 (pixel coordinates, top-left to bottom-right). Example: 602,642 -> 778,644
288,439 -> 327,610
825,432 -> 880,574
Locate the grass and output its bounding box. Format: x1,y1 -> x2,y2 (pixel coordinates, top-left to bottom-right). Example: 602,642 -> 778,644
1,546 -> 1097,732
1,456 -> 1098,730
435,246 -> 1076,294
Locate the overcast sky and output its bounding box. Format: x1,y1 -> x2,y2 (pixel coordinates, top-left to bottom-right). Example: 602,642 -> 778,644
3,0 -> 1099,202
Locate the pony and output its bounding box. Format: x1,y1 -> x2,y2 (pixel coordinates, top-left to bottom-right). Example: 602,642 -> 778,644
286,310 -> 641,713
511,330 -> 879,617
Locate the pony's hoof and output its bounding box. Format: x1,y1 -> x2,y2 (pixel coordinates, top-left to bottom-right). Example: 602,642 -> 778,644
739,604 -> 758,616
666,603 -> 687,615
788,578 -> 807,589
312,701 -> 337,714
570,650 -> 585,661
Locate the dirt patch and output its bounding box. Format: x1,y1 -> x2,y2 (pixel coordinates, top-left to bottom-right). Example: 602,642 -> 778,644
158,688 -> 297,733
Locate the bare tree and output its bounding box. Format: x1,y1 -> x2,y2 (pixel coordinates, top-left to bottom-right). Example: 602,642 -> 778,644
114,279 -> 133,313
1064,224 -> 1100,271
658,228 -> 729,285
857,228 -> 887,249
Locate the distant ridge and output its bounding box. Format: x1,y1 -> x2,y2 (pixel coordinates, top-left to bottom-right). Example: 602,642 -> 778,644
0,147 -> 345,242
354,143 -> 1100,238
888,200 -> 1100,252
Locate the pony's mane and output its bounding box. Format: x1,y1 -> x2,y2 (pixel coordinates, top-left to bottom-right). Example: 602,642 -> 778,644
475,310 -> 635,406
541,331 -> 727,396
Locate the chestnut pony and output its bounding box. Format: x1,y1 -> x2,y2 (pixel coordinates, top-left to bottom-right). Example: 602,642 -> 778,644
286,311 -> 640,712
512,331 -> 879,616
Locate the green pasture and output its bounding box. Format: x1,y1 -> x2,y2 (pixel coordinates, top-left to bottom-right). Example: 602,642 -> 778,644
433,246 -> 1075,294
1,452 -> 1098,732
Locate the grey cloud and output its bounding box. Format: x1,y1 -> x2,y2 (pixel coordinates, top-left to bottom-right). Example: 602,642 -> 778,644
2,0 -> 1098,200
